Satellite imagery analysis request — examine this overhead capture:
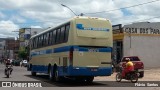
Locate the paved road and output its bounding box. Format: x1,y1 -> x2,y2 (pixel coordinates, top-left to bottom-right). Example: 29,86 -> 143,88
0,63 -> 159,90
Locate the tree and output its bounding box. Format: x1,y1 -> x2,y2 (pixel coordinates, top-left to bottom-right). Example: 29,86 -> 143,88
18,48 -> 27,60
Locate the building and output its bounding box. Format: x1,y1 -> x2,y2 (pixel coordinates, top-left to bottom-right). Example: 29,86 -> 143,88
113,22 -> 160,68
19,28 -> 43,60
5,38 -> 19,59
19,28 -> 43,48
0,38 -> 6,59
0,38 -> 19,59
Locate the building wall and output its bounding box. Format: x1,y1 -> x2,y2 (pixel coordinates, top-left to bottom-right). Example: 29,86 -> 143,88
19,28 -> 43,47
5,38 -> 19,59
123,22 -> 160,68
123,35 -> 160,68
0,40 -> 5,58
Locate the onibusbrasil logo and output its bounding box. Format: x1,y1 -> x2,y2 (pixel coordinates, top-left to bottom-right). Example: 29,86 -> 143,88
1,81 -> 42,87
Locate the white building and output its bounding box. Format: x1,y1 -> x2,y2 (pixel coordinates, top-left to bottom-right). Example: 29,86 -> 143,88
19,28 -> 43,47
113,22 -> 160,68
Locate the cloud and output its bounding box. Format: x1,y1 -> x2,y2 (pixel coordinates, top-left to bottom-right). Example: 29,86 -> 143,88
0,12 -> 6,19
0,20 -> 19,38
10,15 -> 26,23
112,0 -> 160,24
30,25 -> 42,28
0,0 -> 160,38
0,0 -> 124,26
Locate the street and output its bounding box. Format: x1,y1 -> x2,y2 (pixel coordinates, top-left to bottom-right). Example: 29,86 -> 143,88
0,64 -> 160,90
0,63 -> 160,90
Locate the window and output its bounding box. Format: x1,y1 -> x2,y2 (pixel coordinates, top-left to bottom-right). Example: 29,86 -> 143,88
60,26 -> 65,42
38,36 -> 41,47
34,38 -> 36,49
30,39 -> 33,49
64,24 -> 70,42
34,37 -> 38,48
31,23 -> 70,49
122,57 -> 140,62
56,28 -> 61,44
46,32 -> 50,46
48,31 -> 53,45
52,30 -> 57,45
32,38 -> 34,49
43,34 -> 47,47
41,35 -> 44,47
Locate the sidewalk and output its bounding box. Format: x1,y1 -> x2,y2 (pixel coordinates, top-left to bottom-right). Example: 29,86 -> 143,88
94,68 -> 160,81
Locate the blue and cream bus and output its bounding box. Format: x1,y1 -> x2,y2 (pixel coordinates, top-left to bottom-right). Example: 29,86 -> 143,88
28,16 -> 113,82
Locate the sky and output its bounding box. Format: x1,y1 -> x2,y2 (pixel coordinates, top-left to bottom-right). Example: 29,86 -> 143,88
1,0 -> 160,38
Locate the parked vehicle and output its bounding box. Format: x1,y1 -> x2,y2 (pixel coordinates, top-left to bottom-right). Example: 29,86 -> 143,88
116,67 -> 138,83
119,56 -> 144,78
12,60 -> 21,66
21,60 -> 28,67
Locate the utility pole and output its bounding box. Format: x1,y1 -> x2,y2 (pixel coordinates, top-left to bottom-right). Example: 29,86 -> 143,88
61,4 -> 78,16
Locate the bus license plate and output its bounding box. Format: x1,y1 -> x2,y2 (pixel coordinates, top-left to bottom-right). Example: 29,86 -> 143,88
91,68 -> 98,71
138,69 -> 144,72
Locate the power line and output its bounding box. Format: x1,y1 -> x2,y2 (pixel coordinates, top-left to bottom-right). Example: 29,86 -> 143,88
132,16 -> 160,23
85,0 -> 160,15
121,15 -> 160,25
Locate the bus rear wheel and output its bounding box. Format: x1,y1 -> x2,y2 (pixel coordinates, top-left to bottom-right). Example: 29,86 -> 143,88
75,76 -> 94,83
85,76 -> 94,83
49,67 -> 54,80
31,71 -> 36,76
54,68 -> 61,82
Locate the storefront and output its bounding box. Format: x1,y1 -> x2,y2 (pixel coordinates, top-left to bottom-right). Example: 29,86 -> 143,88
113,22 -> 160,68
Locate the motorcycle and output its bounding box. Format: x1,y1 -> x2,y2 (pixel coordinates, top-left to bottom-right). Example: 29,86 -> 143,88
116,67 -> 138,83
4,65 -> 12,78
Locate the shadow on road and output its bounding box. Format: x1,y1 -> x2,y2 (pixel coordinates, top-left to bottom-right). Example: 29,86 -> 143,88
2,77 -> 11,78
24,74 -> 108,87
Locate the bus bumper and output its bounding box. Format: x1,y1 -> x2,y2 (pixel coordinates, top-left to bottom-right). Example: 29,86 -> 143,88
59,66 -> 112,76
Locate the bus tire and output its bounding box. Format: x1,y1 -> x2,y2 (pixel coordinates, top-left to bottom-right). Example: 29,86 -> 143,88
139,71 -> 144,78
49,67 -> 54,81
85,76 -> 94,83
53,67 -> 64,82
31,71 -> 36,76
54,68 -> 60,82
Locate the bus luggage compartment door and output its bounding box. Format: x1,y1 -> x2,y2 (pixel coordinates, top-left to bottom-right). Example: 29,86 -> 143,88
72,46 -> 111,68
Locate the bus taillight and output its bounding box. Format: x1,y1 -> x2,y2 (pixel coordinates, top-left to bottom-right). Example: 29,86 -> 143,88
69,47 -> 73,65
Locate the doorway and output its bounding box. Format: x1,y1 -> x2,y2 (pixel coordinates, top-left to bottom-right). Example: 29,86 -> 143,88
112,40 -> 123,64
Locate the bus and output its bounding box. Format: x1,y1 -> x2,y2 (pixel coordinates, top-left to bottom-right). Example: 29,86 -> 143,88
28,16 -> 113,83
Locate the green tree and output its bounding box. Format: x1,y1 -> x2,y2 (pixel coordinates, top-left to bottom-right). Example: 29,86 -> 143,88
18,48 -> 27,59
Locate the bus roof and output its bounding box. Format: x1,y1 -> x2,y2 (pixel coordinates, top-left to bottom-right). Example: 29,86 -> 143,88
30,16 -> 110,39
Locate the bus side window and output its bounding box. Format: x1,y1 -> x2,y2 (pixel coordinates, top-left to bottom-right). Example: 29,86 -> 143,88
64,24 -> 70,42
56,28 -> 61,44
35,37 -> 38,49
38,36 -> 41,47
37,37 -> 39,48
43,34 -> 47,47
32,38 -> 34,49
41,35 -> 44,47
49,31 -> 53,45
46,32 -> 49,46
52,30 -> 56,45
60,26 -> 65,43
